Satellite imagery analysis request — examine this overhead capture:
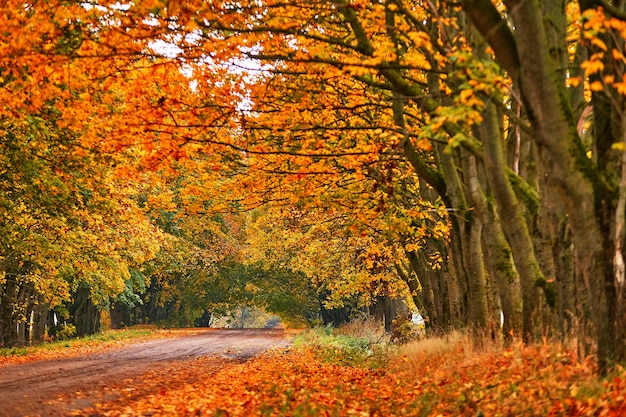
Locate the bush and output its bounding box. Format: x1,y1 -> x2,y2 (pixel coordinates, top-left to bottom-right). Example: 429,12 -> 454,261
55,323 -> 77,340
336,315 -> 387,344
390,314 -> 424,345
294,324 -> 391,369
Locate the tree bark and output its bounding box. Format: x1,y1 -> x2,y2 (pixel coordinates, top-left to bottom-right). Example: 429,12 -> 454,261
462,153 -> 491,336
478,100 -> 544,341
465,0 -> 623,370
405,250 -> 441,331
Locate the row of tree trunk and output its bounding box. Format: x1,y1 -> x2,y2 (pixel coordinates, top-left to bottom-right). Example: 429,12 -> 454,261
0,282 -> 100,347
376,0 -> 626,372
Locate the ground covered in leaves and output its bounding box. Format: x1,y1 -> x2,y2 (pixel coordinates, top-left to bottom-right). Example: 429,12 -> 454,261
69,333 -> 626,416
4,328 -> 626,416
0,328 -> 291,416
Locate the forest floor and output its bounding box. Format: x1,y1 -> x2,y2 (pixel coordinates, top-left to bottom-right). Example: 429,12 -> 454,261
0,328 -> 291,416
3,327 -> 626,416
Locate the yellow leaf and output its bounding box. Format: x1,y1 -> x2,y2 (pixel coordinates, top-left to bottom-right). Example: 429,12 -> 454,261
615,81 -> 626,95
581,59 -> 605,74
591,37 -> 608,51
589,80 -> 604,91
416,137 -> 432,151
567,76 -> 581,87
459,89 -> 474,104
612,142 -> 626,151
612,48 -> 626,63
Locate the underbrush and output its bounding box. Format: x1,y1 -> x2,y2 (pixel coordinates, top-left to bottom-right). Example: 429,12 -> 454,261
294,322 -> 391,369
389,334 -> 618,415
293,325 -> 626,414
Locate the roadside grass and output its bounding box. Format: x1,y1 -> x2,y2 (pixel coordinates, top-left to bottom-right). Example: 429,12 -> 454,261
288,326 -> 626,415
388,333 -> 617,416
0,326 -> 204,365
293,320 -> 392,369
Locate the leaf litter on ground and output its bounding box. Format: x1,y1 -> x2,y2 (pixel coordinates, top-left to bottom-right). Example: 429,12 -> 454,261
0,327 -> 207,367
58,334 -> 626,416
6,327 -> 626,416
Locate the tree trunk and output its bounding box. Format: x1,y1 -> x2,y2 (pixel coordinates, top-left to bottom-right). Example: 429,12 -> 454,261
505,0 -> 621,370
462,153 -> 491,336
406,250 -> 440,332
394,261 -> 426,314
472,171 -> 524,341
0,278 -> 19,347
69,287 -> 101,337
478,100 -> 543,341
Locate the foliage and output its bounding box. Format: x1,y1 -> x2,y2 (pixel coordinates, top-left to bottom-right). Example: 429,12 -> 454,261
54,323 -> 77,341
245,207 -> 411,311
208,306 -> 281,329
113,270 -> 148,310
389,314 -> 424,345
218,262 -> 320,327
294,325 -> 390,369
2,0 -> 626,371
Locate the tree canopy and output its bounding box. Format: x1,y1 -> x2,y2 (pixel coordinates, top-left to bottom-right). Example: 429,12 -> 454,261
2,0 -> 626,371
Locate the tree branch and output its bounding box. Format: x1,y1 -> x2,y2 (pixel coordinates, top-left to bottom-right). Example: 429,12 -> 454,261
462,0 -> 521,82
596,0 -> 626,20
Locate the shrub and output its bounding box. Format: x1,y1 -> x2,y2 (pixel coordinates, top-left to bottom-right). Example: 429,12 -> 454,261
294,323 -> 391,369
390,314 -> 424,345
55,323 -> 77,340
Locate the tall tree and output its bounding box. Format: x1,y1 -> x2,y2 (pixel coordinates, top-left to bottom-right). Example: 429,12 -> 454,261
4,0 -> 626,372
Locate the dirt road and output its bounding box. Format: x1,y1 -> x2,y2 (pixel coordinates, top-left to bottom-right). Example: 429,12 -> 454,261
0,328 -> 292,416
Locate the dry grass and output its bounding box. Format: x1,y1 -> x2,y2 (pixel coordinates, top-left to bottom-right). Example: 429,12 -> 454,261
384,334 -> 614,415
400,331 -> 465,356
394,330 -> 508,377
336,316 -> 389,344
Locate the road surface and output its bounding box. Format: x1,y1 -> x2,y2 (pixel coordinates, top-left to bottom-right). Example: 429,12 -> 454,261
0,328 -> 291,416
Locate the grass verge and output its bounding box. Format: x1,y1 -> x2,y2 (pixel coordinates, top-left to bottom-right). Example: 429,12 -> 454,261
0,326 -> 204,365
293,323 -> 391,369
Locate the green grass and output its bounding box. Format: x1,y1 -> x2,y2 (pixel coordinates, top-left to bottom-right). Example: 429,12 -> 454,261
0,326 -> 158,358
0,346 -> 30,357
293,324 -> 392,369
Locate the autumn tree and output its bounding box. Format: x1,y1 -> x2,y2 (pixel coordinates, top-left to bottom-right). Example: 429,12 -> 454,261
131,0 -> 626,368
0,0 -> 226,343
5,0 -> 626,372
